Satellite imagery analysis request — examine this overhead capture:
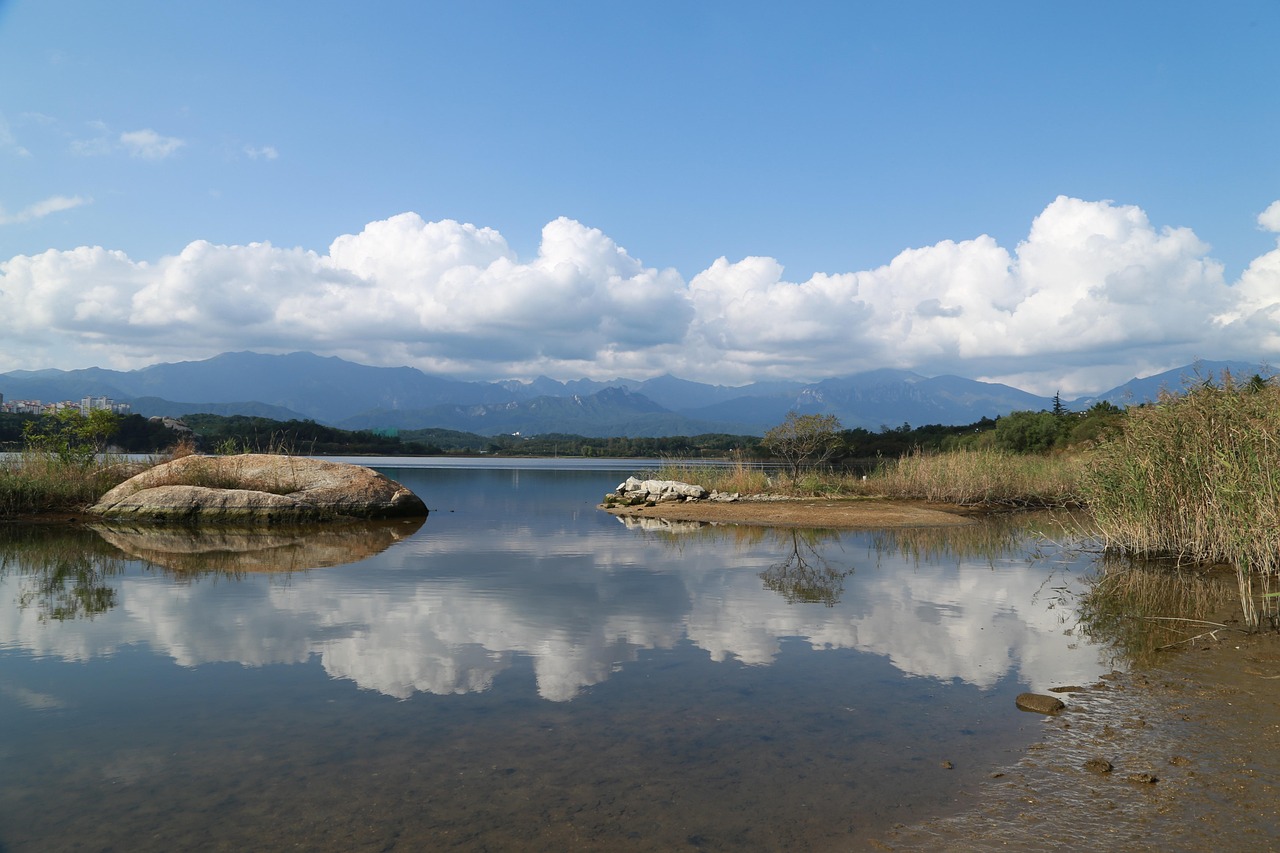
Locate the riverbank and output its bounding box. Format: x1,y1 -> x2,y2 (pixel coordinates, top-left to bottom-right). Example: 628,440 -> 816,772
603,496 -> 985,528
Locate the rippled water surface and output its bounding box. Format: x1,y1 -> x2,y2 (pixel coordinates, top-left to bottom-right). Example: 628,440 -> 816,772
0,460 -> 1112,851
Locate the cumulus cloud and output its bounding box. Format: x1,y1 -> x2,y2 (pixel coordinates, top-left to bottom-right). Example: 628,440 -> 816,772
0,194 -> 90,225
1259,200 -> 1280,234
0,197 -> 1277,391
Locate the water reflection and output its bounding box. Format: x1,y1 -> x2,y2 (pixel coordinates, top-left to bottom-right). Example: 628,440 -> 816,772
0,505 -> 1106,703
1,526 -> 126,622
759,529 -> 855,606
90,517 -> 425,575
1077,553 -> 1241,667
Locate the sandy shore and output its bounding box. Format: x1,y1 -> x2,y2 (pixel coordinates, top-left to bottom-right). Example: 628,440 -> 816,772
603,496 -> 985,528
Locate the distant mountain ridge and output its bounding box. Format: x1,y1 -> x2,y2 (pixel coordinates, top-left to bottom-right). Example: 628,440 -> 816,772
1,352 -> 1271,438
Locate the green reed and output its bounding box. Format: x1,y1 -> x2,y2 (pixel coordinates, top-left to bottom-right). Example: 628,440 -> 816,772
1083,375 -> 1280,628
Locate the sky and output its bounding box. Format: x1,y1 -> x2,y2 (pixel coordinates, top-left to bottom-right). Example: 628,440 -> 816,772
1,1 -> 1278,396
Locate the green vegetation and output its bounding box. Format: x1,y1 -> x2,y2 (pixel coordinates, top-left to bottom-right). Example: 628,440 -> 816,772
1084,373 -> 1280,628
0,410 -> 137,518
762,412 -> 843,479
180,415 -> 442,455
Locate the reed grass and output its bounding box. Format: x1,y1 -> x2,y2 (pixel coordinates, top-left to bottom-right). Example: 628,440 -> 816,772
654,447 -> 1087,506
1083,376 -> 1280,628
0,451 -> 137,518
651,457 -> 772,495
866,447 -> 1087,506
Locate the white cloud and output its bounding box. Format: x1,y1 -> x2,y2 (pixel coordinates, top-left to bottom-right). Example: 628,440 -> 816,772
119,128 -> 184,159
244,144 -> 278,160
0,523 -> 1106,702
1259,200 -> 1280,234
0,197 -> 1276,392
0,194 -> 90,225
0,114 -> 31,157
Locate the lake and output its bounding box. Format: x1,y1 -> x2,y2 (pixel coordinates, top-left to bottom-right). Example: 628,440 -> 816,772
0,459 -> 1111,851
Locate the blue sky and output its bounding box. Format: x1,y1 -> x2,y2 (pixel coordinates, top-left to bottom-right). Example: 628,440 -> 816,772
1,0 -> 1278,395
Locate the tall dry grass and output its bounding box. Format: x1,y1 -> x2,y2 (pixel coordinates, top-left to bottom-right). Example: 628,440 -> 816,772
652,457 -> 772,495
865,448 -> 1087,507
0,451 -> 136,518
653,447 -> 1087,506
1084,375 -> 1280,628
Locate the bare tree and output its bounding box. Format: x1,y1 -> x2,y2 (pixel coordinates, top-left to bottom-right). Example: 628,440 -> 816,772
761,412 -> 843,479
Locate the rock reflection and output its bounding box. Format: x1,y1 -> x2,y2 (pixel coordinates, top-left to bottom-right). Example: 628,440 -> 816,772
89,517 -> 426,575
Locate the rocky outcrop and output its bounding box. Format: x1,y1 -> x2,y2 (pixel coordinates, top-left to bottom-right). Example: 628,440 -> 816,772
603,477 -> 797,508
89,454 -> 427,523
610,477 -> 708,504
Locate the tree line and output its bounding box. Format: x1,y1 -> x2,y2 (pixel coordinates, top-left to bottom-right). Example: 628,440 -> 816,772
0,400 -> 1129,460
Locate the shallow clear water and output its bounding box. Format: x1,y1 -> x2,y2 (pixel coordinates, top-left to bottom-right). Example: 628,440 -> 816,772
0,461 -> 1110,851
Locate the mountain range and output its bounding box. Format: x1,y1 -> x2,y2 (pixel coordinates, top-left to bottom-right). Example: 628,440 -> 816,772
0,352 -> 1271,438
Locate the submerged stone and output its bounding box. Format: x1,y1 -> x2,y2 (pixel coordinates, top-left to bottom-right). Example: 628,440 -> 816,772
1015,692 -> 1066,714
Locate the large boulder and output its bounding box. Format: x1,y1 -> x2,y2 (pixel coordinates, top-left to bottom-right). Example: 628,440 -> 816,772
89,454 -> 427,523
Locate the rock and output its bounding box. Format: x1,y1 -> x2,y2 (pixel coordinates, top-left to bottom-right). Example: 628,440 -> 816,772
611,478 -> 707,503
1083,758 -> 1114,774
1015,693 -> 1066,714
1125,772 -> 1158,784
89,454 -> 428,523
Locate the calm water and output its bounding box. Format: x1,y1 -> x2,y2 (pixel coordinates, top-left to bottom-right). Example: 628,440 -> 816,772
0,460 -> 1110,851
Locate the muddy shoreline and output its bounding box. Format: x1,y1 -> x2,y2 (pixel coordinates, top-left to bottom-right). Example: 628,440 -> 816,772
876,625 -> 1280,850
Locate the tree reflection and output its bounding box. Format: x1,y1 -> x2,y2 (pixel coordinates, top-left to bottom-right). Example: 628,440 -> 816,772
759,529 -> 854,606
0,526 -> 126,621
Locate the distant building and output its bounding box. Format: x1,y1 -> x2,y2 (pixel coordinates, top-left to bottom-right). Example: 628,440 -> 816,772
0,395 -> 130,416
79,396 -> 132,415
